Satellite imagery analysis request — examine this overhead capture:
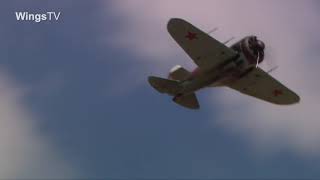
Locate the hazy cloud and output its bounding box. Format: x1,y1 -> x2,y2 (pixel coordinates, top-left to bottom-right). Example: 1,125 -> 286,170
0,69 -> 75,178
108,0 -> 320,155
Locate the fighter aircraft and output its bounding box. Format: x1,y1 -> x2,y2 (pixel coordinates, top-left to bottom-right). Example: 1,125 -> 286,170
148,18 -> 300,109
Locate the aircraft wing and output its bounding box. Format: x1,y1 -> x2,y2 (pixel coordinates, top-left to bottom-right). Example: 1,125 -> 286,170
227,67 -> 300,105
167,18 -> 238,71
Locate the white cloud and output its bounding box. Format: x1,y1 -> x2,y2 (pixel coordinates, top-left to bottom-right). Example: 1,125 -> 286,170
0,69 -> 76,178
108,0 -> 320,155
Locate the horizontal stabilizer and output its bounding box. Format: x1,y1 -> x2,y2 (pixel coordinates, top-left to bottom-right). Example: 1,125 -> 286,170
173,93 -> 199,109
148,76 -> 181,95
169,65 -> 191,81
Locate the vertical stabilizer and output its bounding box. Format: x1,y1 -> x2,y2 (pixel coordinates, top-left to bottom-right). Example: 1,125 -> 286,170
168,65 -> 191,81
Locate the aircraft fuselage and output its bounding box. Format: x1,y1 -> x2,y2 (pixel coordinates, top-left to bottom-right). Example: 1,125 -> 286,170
175,36 -> 265,96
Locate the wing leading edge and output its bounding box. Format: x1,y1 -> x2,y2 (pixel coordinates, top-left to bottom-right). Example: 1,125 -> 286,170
227,67 -> 300,105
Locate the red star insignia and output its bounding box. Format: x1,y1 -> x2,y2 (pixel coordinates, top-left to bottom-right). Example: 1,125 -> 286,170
185,32 -> 198,40
273,89 -> 283,97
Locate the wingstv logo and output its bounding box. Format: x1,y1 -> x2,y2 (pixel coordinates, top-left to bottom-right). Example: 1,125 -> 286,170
15,12 -> 61,23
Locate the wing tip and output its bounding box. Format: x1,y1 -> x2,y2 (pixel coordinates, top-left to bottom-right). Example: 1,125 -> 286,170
167,18 -> 188,32
276,94 -> 300,105
289,93 -> 301,105
168,18 -> 184,24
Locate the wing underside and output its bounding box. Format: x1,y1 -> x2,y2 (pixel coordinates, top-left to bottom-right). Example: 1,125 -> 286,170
227,67 -> 300,105
167,18 -> 238,71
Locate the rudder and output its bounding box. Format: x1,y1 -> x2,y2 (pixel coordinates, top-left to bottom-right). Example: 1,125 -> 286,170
168,65 -> 191,81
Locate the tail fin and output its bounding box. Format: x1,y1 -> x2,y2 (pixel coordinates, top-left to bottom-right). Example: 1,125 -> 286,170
173,93 -> 200,109
148,76 -> 200,109
168,65 -> 191,81
148,76 -> 182,95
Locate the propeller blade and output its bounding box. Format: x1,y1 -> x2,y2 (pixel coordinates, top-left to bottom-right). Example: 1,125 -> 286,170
264,44 -> 278,73
256,51 -> 260,68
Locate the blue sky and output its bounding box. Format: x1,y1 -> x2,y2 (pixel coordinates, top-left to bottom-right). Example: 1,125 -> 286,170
1,0 -> 320,178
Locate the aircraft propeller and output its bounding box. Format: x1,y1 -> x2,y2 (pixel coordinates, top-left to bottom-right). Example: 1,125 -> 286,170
249,36 -> 277,72
261,39 -> 279,73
